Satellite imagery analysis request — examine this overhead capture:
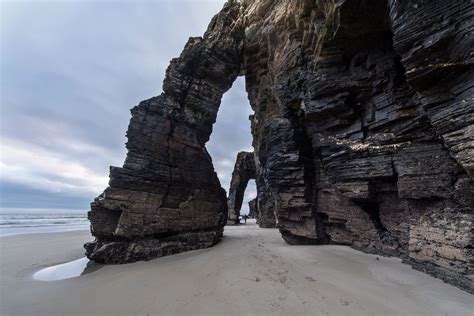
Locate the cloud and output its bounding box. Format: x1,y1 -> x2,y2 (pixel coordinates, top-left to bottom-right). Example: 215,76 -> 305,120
0,137 -> 109,195
0,0 -> 256,211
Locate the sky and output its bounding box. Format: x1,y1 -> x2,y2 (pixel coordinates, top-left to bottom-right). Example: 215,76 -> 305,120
0,0 -> 256,213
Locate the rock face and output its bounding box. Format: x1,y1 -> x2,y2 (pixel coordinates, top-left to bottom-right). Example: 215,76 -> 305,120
248,198 -> 257,218
227,151 -> 276,226
85,2 -> 244,263
227,151 -> 256,225
86,0 -> 473,292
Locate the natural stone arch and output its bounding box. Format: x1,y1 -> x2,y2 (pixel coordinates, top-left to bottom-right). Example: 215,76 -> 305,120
85,0 -> 473,293
226,151 -> 276,227
227,152 -> 256,225
85,2 -> 245,263
226,150 -> 277,228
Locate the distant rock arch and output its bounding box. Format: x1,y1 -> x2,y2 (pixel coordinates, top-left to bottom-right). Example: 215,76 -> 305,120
227,152 -> 257,225
227,151 -> 277,227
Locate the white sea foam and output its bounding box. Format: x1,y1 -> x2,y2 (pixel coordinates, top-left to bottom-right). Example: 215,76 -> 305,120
0,209 -> 89,236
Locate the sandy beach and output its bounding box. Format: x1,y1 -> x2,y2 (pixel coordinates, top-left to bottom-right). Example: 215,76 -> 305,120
0,220 -> 472,316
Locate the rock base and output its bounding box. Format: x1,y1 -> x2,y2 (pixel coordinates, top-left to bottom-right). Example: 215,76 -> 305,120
85,229 -> 223,264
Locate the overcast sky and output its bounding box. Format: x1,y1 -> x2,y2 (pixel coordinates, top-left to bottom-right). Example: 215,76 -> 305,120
0,0 -> 256,213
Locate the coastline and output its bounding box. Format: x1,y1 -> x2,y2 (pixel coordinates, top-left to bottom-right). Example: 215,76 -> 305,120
0,209 -> 88,237
1,223 -> 473,315
0,225 -> 89,237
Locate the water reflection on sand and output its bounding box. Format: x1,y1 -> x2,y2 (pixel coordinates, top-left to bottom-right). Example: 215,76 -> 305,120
33,257 -> 103,281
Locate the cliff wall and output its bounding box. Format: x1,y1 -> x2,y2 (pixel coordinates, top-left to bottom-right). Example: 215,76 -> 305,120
86,0 -> 473,292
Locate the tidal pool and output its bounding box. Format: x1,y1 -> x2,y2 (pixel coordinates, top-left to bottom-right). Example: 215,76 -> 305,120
33,257 -> 101,281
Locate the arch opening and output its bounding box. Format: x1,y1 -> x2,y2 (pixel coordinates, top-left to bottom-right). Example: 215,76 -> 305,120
242,180 -> 257,217
206,77 -> 274,227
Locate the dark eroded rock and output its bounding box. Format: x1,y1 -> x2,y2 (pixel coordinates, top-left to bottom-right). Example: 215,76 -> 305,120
85,1 -> 245,264
86,0 -> 473,293
227,151 -> 256,225
226,151 -> 276,226
248,198 -> 257,218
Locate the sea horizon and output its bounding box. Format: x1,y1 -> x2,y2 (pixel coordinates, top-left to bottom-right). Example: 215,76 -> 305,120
0,208 -> 89,237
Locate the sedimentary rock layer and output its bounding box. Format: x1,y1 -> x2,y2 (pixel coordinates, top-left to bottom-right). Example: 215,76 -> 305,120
241,0 -> 473,292
227,151 -> 257,225
226,151 -> 276,226
85,2 -> 244,263
86,0 -> 473,292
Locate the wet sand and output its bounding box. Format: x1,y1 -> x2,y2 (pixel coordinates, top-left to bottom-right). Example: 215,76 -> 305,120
1,220 -> 473,315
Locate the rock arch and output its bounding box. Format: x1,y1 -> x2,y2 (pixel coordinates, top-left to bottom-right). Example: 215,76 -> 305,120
227,152 -> 257,225
86,0 -> 473,293
226,151 -> 277,227
85,2 -> 245,263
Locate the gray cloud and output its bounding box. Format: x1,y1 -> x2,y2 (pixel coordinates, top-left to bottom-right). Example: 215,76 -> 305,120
0,0 -> 255,212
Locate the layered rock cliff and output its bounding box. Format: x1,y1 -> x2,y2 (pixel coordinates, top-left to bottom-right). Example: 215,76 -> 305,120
85,2 -> 244,263
86,0 -> 473,293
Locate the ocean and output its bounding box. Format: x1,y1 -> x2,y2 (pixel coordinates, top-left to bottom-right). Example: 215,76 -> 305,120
0,208 -> 89,237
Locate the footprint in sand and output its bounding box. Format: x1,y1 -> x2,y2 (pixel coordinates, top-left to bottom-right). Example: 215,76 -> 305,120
339,299 -> 350,306
279,275 -> 287,284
